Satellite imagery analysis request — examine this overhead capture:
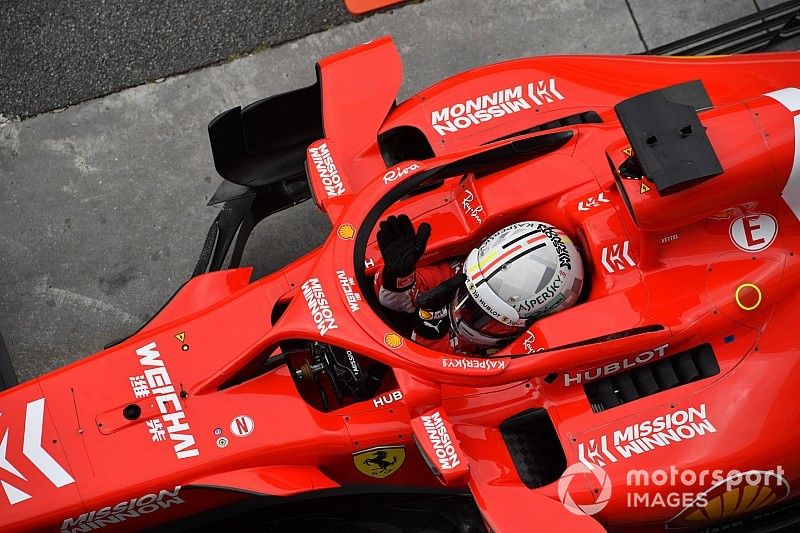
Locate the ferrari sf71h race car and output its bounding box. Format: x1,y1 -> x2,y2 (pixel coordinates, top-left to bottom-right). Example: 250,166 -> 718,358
1,36 -> 800,533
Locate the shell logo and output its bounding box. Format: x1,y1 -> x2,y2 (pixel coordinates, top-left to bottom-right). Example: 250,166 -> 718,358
337,224 -> 355,240
667,470 -> 790,528
384,332 -> 404,349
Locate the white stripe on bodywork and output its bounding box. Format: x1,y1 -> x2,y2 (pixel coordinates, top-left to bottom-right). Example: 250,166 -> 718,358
0,428 -> 25,479
764,88 -> 800,219
788,115 -> 800,220
23,398 -> 75,488
765,88 -> 800,111
0,425 -> 31,505
0,480 -> 30,505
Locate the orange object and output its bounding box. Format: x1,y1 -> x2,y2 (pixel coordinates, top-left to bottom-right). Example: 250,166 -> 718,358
344,0 -> 406,15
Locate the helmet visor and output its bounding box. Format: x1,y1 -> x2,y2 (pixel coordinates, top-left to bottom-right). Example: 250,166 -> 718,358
451,284 -> 523,341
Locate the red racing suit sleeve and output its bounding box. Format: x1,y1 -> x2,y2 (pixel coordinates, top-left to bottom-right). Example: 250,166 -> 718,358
375,261 -> 460,313
375,260 -> 464,354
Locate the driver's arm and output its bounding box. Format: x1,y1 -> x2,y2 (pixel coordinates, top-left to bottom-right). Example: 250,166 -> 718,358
375,261 -> 459,313
374,214 -> 430,313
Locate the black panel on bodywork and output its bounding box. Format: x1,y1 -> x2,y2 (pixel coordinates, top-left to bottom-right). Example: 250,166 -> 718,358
614,80 -> 722,194
500,408 -> 567,489
585,344 -> 720,412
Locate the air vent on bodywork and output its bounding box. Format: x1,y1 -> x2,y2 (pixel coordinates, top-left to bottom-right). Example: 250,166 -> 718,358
585,344 -> 720,413
500,408 -> 567,489
378,126 -> 436,167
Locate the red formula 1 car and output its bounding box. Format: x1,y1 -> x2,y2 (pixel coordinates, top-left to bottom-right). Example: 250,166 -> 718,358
1,36 -> 800,533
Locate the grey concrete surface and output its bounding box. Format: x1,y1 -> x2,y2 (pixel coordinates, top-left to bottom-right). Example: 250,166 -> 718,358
0,0 -> 781,382
628,0 -> 757,49
758,0 -> 791,9
0,0 -> 358,119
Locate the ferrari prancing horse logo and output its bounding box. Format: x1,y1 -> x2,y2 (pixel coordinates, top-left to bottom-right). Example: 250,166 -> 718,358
353,446 -> 405,479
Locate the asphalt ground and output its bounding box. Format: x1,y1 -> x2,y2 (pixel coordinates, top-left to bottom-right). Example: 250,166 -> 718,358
0,0 -> 795,120
0,0 -> 797,382
0,0 -> 361,119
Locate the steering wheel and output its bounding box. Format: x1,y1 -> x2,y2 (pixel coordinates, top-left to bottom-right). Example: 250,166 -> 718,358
294,342 -> 369,410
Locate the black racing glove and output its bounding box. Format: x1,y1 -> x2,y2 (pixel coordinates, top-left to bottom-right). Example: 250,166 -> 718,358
377,214 -> 431,292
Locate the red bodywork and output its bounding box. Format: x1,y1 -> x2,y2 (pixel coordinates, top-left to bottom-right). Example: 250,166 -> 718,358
2,36 -> 800,532
343,0 -> 406,15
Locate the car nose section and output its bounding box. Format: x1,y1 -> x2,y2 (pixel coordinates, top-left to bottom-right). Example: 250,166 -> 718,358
0,380 -> 85,532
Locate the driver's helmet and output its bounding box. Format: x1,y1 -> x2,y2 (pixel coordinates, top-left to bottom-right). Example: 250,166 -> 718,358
451,221 -> 584,348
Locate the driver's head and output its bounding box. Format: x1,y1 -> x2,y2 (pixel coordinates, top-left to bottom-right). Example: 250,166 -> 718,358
451,221 -> 584,348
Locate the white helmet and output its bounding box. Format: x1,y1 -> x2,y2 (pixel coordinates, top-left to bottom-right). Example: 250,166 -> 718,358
451,221 -> 584,348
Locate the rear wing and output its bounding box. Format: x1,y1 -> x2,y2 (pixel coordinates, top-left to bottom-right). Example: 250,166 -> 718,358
0,330 -> 18,391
